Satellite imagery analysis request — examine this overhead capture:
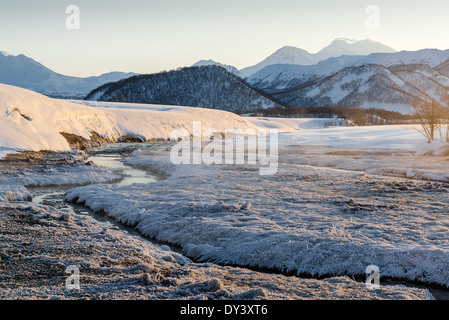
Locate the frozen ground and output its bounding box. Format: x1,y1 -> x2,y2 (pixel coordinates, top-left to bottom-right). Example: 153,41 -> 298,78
0,151 -> 432,300
64,138 -> 449,291
0,201 -> 432,300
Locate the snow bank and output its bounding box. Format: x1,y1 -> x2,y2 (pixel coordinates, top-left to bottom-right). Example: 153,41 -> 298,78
0,84 -> 119,156
413,140 -> 449,156
0,84 -> 258,158
74,100 -> 259,142
0,165 -> 121,187
282,143 -> 449,183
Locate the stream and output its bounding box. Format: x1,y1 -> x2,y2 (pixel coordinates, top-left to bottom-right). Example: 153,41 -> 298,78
27,142 -> 449,300
28,142 -> 182,253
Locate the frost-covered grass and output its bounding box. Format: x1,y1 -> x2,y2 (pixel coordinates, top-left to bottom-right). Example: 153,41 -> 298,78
0,146 -> 435,299
0,184 -> 31,202
281,145 -> 449,183
65,144 -> 449,288
1,189 -> 431,300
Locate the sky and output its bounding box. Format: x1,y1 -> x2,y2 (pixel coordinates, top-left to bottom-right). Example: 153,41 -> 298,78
1,0 -> 449,77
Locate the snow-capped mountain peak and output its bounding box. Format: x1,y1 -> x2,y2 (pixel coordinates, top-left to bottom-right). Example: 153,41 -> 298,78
192,59 -> 222,67
268,46 -> 315,64
240,38 -> 397,77
191,59 -> 243,76
239,46 -> 317,77
316,38 -> 396,61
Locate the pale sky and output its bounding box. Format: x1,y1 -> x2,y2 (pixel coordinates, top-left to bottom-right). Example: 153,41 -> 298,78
1,0 -> 449,77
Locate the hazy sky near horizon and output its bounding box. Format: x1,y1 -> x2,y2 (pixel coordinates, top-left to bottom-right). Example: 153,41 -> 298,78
1,0 -> 449,77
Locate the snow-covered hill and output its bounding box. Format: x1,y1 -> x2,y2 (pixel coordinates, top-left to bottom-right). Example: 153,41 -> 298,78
258,63 -> 449,113
0,84 -> 259,158
85,65 -> 284,113
269,64 -> 418,112
240,38 -> 396,77
0,51 -> 137,98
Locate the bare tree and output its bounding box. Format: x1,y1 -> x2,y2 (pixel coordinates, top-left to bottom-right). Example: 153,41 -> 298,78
412,99 -> 441,143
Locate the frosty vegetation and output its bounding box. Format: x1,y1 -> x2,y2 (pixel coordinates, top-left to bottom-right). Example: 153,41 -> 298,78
65,141 -> 449,290
0,149 -> 433,300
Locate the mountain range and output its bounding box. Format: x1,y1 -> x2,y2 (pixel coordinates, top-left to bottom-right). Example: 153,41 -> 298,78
2,38 -> 449,114
0,51 -> 137,99
247,49 -> 449,113
239,38 -> 397,77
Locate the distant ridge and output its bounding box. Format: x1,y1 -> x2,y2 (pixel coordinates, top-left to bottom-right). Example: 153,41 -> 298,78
239,38 -> 396,76
0,51 -> 137,99
85,65 -> 284,113
246,48 -> 449,114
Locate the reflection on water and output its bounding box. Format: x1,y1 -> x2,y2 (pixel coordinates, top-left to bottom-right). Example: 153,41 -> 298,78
30,188 -> 122,231
89,154 -> 157,186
